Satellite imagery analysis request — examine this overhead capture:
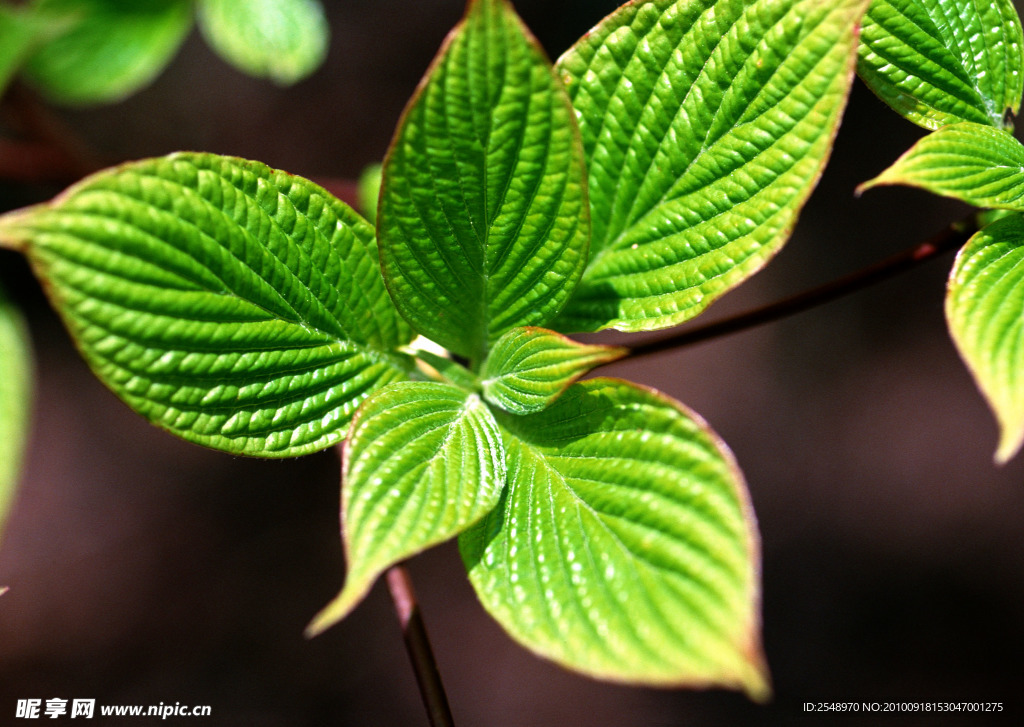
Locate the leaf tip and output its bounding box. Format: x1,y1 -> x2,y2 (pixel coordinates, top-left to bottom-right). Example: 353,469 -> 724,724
737,643 -> 772,703
304,581 -> 370,638
854,174 -> 885,198
994,427 -> 1024,466
0,207 -> 40,252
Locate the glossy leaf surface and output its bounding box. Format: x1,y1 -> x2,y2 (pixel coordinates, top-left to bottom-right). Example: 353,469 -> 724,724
860,122 -> 1024,209
197,0 -> 329,85
947,214 -> 1024,462
481,326 -> 625,414
378,0 -> 589,362
553,0 -> 868,332
308,382 -> 504,633
0,153 -> 414,457
858,0 -> 1024,130
0,283 -> 32,541
25,0 -> 193,105
460,379 -> 767,694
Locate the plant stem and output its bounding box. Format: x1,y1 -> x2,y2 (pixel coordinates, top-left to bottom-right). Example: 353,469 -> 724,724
385,565 -> 455,727
622,217 -> 977,361
1,83 -> 103,184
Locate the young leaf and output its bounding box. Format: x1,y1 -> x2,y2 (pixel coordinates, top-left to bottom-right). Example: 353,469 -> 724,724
412,347 -> 480,391
0,153 -> 414,457
196,0 -> 329,85
460,379 -> 768,695
857,0 -> 1024,131
0,282 -> 32,542
307,381 -> 504,634
553,0 -> 870,333
378,0 -> 589,364
859,121 -> 1024,209
946,213 -> 1024,463
480,326 -> 625,415
24,0 -> 193,105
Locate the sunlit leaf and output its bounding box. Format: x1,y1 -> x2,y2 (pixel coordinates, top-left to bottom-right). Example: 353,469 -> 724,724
378,0 -> 589,363
0,153 -> 414,457
553,0 -> 869,333
481,326 -> 625,414
461,379 -> 768,694
0,282 -> 32,543
24,0 -> 193,105
307,381 -> 504,634
859,122 -> 1024,209
196,0 -> 329,85
947,213 -> 1024,462
857,0 -> 1024,130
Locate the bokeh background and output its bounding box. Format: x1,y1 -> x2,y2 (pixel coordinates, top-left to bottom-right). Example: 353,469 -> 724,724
2,1 -> 1023,724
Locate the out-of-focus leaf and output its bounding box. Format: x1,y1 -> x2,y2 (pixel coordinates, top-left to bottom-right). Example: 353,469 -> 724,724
0,7 -> 49,95
357,163 -> 382,223
25,0 -> 193,105
196,0 -> 329,85
0,282 -> 32,542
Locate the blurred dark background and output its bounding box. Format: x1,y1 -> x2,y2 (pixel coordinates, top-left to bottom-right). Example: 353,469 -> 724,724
2,1 -> 1023,724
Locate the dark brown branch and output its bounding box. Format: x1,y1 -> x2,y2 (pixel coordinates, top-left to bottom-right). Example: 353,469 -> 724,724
623,218 -> 978,361
386,565 -> 455,727
1,83 -> 104,184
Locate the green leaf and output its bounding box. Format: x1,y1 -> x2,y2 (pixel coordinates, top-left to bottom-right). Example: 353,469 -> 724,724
196,0 -> 329,85
859,121 -> 1024,209
946,213 -> 1024,462
481,326 -> 625,414
857,0 -> 1024,131
553,0 -> 869,333
378,0 -> 589,364
357,163 -> 383,223
307,381 -> 504,634
0,152 -> 414,457
0,282 -> 32,543
460,379 -> 768,695
412,347 -> 480,391
24,0 -> 193,106
0,6 -> 46,96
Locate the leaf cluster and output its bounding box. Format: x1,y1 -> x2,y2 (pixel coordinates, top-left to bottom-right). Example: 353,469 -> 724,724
857,0 -> 1024,462
0,0 -> 329,105
2,0 -> 1023,705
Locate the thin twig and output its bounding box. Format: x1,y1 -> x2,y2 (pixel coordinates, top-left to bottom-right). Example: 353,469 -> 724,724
622,217 -> 978,361
1,83 -> 104,184
385,565 -> 455,727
